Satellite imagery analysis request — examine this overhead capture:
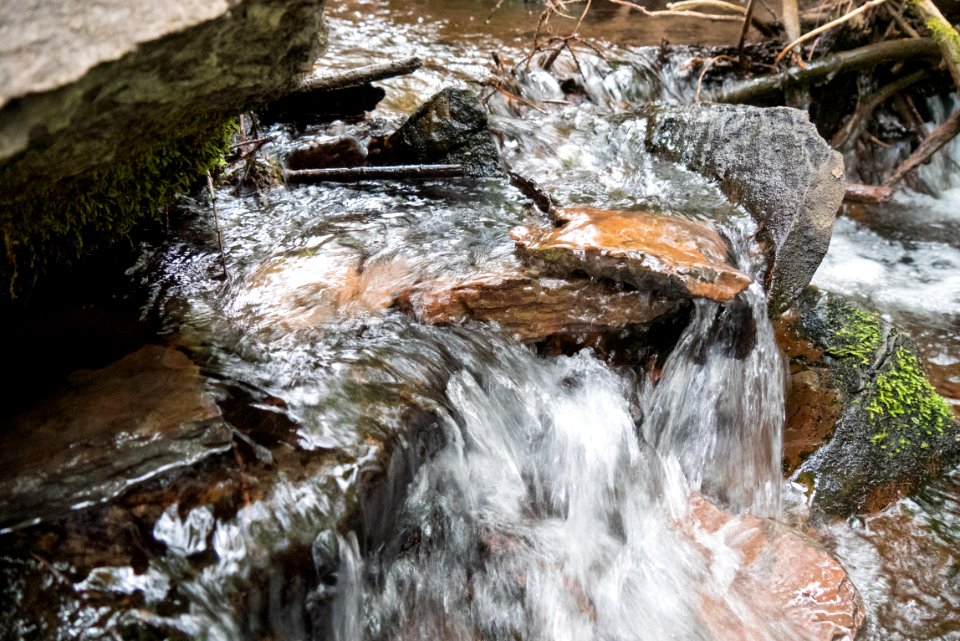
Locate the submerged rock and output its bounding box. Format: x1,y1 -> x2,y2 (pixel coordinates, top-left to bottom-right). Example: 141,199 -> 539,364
377,87 -> 506,177
776,288 -> 960,516
510,206 -> 752,303
397,269 -> 682,342
641,104 -> 844,314
690,494 -> 865,641
0,345 -> 230,531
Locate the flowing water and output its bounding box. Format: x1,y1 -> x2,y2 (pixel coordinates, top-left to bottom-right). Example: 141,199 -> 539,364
2,1 -> 959,640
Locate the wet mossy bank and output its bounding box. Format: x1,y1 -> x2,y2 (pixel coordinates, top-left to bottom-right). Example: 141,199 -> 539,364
0,0 -> 328,297
777,288 -> 960,517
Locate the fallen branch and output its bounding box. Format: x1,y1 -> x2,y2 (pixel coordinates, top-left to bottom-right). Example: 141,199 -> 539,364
775,0 -> 888,64
830,69 -> 928,149
712,38 -> 939,103
738,0 -> 758,63
885,108 -> 960,185
844,182 -> 894,202
608,0 -> 745,21
300,57 -> 423,93
907,0 -> 960,91
285,164 -> 465,184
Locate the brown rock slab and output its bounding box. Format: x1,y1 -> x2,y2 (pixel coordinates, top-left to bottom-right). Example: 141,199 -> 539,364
0,345 -> 230,531
690,494 -> 865,641
232,251 -> 419,333
510,207 -> 751,303
397,269 -> 681,342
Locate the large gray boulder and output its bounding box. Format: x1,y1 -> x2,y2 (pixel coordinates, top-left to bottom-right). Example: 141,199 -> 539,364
0,0 -> 327,294
641,104 -> 845,315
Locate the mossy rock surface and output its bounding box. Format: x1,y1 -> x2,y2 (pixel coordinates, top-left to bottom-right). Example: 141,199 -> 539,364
778,287 -> 960,516
0,0 -> 327,297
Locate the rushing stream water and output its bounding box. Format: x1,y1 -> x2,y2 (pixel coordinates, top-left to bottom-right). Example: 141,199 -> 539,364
2,1 -> 960,640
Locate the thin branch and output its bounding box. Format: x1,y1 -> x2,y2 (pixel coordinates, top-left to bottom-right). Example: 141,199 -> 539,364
885,109 -> 960,185
738,0 -> 758,63
696,55 -> 738,101
667,0 -> 748,13
607,0 -> 745,21
285,164 -> 465,184
300,57 -> 423,92
830,69 -> 928,149
775,0 -> 888,64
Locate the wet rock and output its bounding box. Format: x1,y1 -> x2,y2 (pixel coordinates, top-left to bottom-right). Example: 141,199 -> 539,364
775,288 -> 960,516
397,269 -> 682,342
641,103 -> 844,314
510,206 -> 752,303
0,0 -> 327,292
0,345 -> 231,531
232,251 -> 419,333
690,494 -> 865,641
378,87 -> 506,177
286,136 -> 367,170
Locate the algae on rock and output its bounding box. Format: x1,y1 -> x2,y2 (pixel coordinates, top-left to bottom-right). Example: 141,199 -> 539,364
776,288 -> 960,516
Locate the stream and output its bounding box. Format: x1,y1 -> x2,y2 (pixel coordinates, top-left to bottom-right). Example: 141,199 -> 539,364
2,1 -> 960,639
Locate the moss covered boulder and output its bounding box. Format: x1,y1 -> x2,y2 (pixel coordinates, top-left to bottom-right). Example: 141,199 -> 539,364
776,287 -> 960,517
0,0 -> 327,296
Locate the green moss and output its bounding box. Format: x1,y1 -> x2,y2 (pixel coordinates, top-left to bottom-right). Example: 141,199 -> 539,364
0,117 -> 237,296
867,346 -> 955,455
926,16 -> 960,53
824,300 -> 883,366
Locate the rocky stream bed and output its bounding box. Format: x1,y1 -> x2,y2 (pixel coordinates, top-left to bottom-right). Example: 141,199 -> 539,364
2,1 -> 960,640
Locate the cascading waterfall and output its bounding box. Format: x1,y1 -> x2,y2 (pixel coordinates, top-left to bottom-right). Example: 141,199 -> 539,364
327,269 -> 791,640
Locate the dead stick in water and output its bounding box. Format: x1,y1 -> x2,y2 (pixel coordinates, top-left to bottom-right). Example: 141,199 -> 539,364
285,164 -> 465,184
207,172 -> 229,280
844,182 -> 894,203
737,0 -> 757,65
885,109 -> 960,186
300,57 -> 423,92
712,38 -> 940,103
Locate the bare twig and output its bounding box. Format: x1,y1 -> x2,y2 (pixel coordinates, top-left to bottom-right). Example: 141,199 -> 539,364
608,0 -> 746,21
775,0 -> 888,64
696,55 -> 738,101
738,0 -> 758,64
207,172 -> 229,280
885,109 -> 960,185
285,164 -> 465,184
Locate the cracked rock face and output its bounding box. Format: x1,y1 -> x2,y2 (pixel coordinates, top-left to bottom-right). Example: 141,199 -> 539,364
510,206 -> 752,303
641,103 -> 844,314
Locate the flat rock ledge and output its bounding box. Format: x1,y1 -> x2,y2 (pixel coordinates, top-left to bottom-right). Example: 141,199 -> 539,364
510,207 -> 752,303
397,270 -> 682,342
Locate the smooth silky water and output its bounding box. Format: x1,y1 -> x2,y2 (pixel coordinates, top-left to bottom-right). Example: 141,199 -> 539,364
11,1 -> 959,639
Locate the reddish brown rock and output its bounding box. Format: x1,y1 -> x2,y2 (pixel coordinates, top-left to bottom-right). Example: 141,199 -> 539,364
690,495 -> 865,641
397,270 -> 681,342
0,345 -> 230,531
510,207 -> 751,303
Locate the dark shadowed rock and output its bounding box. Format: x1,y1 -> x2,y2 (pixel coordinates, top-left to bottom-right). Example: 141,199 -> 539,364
775,288 -> 960,516
397,269 -> 682,342
641,104 -> 844,314
379,87 -> 505,177
510,207 -> 752,303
